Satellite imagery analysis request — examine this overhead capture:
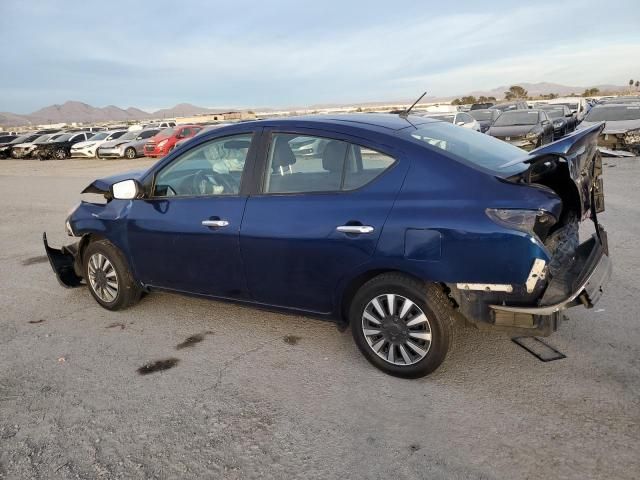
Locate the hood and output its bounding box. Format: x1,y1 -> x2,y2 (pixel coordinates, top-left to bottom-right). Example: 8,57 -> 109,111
581,119 -> 640,135
488,125 -> 537,137
82,170 -> 146,195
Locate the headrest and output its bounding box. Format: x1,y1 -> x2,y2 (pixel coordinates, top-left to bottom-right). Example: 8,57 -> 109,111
322,140 -> 348,172
272,136 -> 297,171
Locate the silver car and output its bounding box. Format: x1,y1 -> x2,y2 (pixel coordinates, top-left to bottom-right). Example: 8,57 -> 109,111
97,129 -> 161,159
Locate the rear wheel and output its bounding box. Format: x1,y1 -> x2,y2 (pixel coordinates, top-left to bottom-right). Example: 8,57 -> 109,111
350,273 -> 454,378
124,147 -> 136,159
83,240 -> 142,311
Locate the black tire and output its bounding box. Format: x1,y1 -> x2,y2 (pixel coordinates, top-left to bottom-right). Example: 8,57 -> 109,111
124,147 -> 136,159
83,239 -> 142,311
350,273 -> 454,379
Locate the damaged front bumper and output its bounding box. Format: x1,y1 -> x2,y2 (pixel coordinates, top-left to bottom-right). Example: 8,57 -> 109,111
42,232 -> 83,288
490,230 -> 611,317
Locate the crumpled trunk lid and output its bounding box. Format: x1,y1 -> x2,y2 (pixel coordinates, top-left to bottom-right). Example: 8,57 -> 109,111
504,122 -> 606,223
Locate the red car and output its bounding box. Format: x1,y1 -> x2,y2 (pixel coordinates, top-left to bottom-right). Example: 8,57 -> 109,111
143,125 -> 202,158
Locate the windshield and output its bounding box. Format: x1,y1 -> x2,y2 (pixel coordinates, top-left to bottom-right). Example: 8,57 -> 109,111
54,134 -> 73,142
585,106 -> 640,122
546,110 -> 563,119
90,132 -> 109,141
10,134 -> 32,144
118,131 -> 139,141
33,134 -> 52,143
157,127 -> 176,137
406,122 -> 526,176
469,111 -> 494,121
493,111 -> 539,126
137,129 -> 160,140
491,104 -> 518,112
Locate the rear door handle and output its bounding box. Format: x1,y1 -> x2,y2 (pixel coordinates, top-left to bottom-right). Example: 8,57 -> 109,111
202,219 -> 229,228
336,225 -> 374,234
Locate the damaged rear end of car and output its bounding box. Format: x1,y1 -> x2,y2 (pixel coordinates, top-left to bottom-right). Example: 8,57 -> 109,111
449,122 -> 611,335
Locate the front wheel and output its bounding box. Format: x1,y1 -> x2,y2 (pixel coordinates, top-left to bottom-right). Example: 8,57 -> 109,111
54,148 -> 67,159
124,147 -> 136,159
83,240 -> 142,311
350,274 -> 454,378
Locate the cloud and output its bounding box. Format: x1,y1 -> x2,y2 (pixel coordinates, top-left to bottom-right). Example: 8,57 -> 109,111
1,0 -> 638,112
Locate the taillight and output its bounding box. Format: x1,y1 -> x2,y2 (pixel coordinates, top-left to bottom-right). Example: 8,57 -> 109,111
486,208 -> 556,238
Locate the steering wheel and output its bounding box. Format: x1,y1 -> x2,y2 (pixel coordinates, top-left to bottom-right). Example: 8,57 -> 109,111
191,169 -> 234,195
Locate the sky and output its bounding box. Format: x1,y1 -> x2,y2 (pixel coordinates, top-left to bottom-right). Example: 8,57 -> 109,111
1,0 -> 639,113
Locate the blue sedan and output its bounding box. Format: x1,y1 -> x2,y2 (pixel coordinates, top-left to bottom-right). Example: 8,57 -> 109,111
44,114 -> 611,378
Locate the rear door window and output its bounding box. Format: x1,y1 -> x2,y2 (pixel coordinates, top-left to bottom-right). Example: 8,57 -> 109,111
263,134 -> 395,194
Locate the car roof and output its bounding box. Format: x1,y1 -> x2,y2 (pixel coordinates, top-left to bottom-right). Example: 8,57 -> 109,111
239,114 -> 438,132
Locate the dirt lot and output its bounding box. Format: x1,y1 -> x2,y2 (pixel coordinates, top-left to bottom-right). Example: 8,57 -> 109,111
0,157 -> 639,480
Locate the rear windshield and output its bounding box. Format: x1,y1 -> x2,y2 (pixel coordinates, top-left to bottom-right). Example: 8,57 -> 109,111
585,106 -> 640,122
493,111 -> 539,126
406,122 -> 526,176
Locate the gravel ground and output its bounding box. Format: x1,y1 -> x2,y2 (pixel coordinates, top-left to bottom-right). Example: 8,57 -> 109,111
0,157 -> 638,480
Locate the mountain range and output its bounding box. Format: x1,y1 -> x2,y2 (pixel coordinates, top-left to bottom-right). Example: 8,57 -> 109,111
0,82 -> 631,127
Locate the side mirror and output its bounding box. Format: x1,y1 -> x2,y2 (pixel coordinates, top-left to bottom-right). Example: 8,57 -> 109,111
565,113 -> 573,117
456,121 -> 465,126
111,179 -> 142,200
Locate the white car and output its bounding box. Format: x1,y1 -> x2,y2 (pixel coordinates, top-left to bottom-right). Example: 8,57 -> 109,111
70,130 -> 128,158
422,112 -> 481,131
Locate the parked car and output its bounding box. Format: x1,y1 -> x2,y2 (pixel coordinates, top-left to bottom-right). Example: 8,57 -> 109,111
469,109 -> 501,133
96,129 -> 162,159
44,114 -> 610,378
422,112 -> 481,131
488,109 -> 554,150
470,102 -> 495,110
147,121 -> 176,129
489,101 -> 529,112
173,124 -> 230,149
71,130 -> 128,158
579,103 -> 640,155
33,132 -> 94,160
11,132 -> 65,158
0,134 -> 18,147
144,125 -> 202,158
545,97 -> 588,122
537,105 -> 577,138
0,133 -> 42,158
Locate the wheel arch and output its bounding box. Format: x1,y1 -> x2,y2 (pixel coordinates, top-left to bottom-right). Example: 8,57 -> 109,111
338,268 -> 430,324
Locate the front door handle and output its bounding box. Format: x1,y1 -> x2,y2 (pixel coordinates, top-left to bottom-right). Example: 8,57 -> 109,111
336,225 -> 374,234
202,219 -> 229,228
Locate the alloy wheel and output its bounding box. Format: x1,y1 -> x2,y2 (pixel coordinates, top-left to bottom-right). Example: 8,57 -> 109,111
361,294 -> 432,366
125,148 -> 136,159
87,253 -> 119,303
55,148 -> 66,159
